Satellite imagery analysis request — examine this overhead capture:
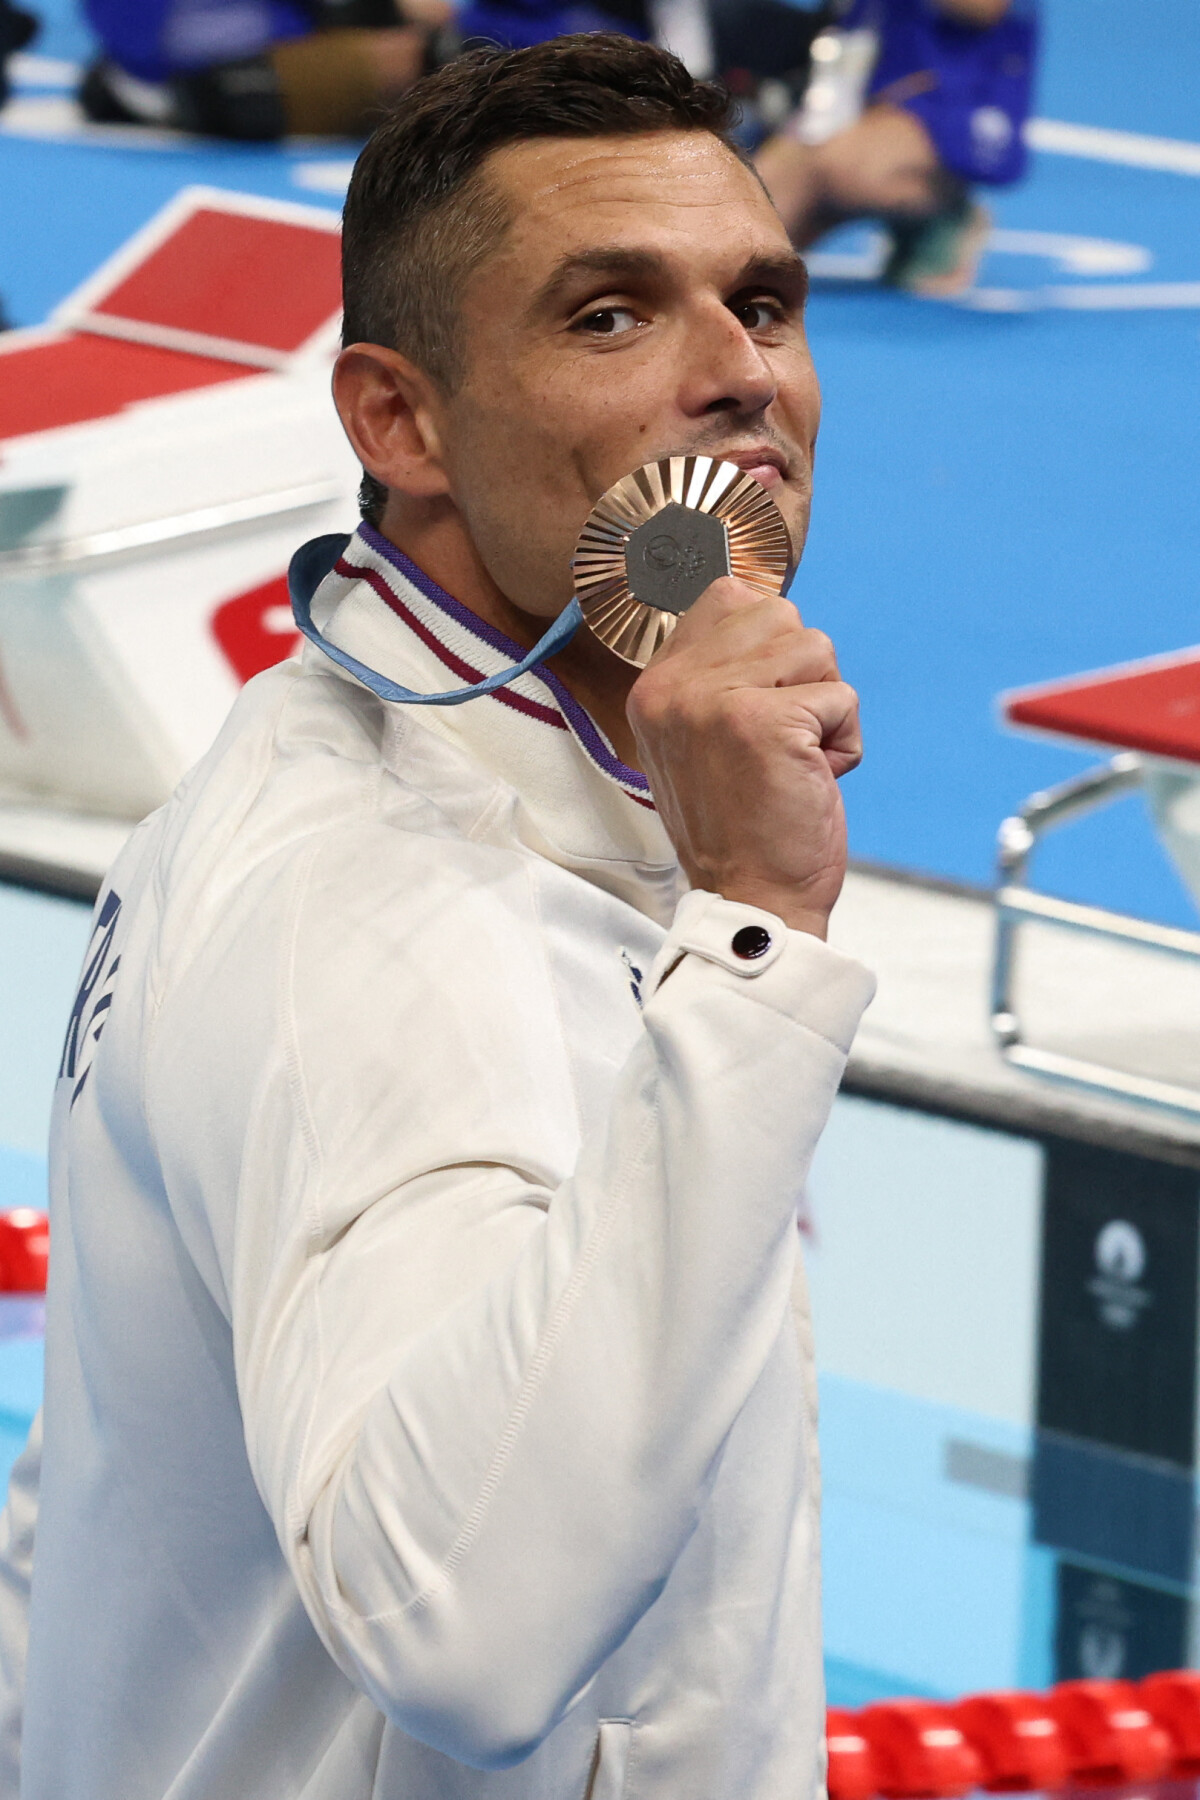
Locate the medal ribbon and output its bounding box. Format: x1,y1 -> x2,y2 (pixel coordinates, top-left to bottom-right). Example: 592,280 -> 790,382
288,533 -> 582,707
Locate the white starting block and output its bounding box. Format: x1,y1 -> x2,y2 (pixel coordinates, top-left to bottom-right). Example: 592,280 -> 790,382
993,649 -> 1200,1114
0,186 -> 360,859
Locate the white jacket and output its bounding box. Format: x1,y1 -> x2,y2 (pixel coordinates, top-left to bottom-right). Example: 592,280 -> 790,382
7,524 -> 874,1799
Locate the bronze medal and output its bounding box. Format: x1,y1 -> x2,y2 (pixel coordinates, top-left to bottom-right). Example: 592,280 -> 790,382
571,455 -> 793,668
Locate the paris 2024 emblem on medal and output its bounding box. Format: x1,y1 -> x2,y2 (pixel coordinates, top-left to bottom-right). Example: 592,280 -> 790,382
571,455 -> 793,668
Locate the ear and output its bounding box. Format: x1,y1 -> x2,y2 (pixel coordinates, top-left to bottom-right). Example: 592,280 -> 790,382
332,343 -> 451,501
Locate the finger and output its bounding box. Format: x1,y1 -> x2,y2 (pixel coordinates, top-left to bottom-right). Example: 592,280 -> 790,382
726,621 -> 839,691
659,596 -> 838,686
784,681 -> 862,775
739,679 -> 863,775
663,576 -> 805,650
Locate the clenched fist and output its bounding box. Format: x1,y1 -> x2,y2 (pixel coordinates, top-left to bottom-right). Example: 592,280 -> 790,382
627,579 -> 861,940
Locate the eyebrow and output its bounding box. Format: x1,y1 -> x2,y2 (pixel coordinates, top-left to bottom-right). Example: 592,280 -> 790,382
740,251 -> 810,307
530,245 -> 810,316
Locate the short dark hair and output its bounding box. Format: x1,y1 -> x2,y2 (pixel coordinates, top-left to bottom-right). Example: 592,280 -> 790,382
341,34 -> 739,520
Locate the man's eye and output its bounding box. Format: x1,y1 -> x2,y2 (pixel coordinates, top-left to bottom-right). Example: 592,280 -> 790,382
573,305 -> 641,336
733,297 -> 785,331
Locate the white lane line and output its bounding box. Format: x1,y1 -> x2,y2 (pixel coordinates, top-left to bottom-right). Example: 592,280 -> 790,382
8,53 -> 81,89
1048,282 -> 1200,309
967,283 -> 1200,312
292,161 -> 356,196
808,228 -> 1161,293
6,79 -> 1200,196
987,230 -> 1151,276
1028,118 -> 1200,178
0,93 -> 188,148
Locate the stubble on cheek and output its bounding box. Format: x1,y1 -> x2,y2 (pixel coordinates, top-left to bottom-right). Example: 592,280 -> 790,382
445,400 -> 592,609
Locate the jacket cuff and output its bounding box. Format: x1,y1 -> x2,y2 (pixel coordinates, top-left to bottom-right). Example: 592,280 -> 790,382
645,888 -> 876,1055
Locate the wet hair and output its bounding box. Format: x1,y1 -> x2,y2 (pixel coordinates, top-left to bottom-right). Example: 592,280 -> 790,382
340,33 -> 739,521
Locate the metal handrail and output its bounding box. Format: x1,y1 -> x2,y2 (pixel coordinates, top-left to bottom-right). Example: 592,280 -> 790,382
990,754 -> 1200,1117
994,753 -> 1143,887
0,479 -> 346,575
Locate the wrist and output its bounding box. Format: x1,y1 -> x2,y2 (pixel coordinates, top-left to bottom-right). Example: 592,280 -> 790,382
701,881 -> 831,940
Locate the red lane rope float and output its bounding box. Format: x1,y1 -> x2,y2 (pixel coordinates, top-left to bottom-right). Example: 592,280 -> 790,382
952,1691 -> 1068,1793
0,1209 -> 49,1294
827,1709 -> 882,1800
827,1671 -> 1200,1800
1141,1670 -> 1200,1774
1048,1679 -> 1172,1785
858,1701 -> 983,1798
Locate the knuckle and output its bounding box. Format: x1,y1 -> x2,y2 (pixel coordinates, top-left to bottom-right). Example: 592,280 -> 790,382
628,667 -> 669,719
630,665 -> 705,740
765,598 -> 802,639
697,575 -> 749,614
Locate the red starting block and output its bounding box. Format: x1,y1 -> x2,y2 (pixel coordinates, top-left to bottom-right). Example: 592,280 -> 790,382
0,331 -> 250,445
1048,1679 -> 1172,1784
858,1700 -> 983,1798
994,646 -> 1200,1115
0,1209 -> 49,1294
1003,648 -> 1200,767
0,186 -> 343,446
827,1708 -> 882,1800
0,186 -> 356,826
953,1690 -> 1068,1792
64,197 -> 343,364
1140,1669 -> 1200,1775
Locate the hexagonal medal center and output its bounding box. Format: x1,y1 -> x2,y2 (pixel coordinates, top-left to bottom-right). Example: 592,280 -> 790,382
624,504 -> 731,615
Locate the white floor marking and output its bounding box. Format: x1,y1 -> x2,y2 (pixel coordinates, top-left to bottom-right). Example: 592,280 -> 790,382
0,93 -> 355,157
967,282 -> 1200,312
1027,117 -> 1200,178
805,233 -> 888,281
0,93 -> 187,148
9,54 -> 81,89
1046,281 -> 1200,309
291,161 -> 356,196
986,230 -> 1151,276
6,91 -> 1200,194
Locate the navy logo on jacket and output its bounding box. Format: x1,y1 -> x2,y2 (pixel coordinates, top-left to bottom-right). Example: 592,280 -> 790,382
60,889 -> 122,1108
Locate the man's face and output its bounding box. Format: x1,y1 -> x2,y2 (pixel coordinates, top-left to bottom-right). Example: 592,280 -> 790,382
433,129 -> 821,619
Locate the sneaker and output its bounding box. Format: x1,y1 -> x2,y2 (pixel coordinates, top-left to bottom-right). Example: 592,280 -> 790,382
882,196 -> 991,299
79,58 -> 174,126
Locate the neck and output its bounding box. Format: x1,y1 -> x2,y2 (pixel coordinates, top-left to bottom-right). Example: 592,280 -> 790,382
377,493 -> 643,770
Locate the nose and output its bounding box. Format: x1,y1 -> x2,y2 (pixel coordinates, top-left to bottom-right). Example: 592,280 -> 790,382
677,300 -> 778,420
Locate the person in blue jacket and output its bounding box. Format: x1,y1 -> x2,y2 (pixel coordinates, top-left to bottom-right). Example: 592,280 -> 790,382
79,0 -> 651,138
756,0 -> 1038,295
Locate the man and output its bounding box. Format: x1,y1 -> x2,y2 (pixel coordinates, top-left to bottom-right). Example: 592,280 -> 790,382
2,35 -> 874,1798
756,0 -> 1038,296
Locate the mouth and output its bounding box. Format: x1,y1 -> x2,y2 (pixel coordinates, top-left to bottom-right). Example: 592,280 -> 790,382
722,447 -> 788,490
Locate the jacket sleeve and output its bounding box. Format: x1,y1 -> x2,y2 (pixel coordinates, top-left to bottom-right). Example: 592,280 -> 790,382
148,841 -> 873,1770
0,1411 -> 41,1796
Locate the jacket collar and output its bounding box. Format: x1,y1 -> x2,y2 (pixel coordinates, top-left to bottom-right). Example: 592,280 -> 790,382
311,522 -> 682,919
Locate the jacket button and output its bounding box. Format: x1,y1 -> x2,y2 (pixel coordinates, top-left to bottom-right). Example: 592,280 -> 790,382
731,924 -> 772,960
